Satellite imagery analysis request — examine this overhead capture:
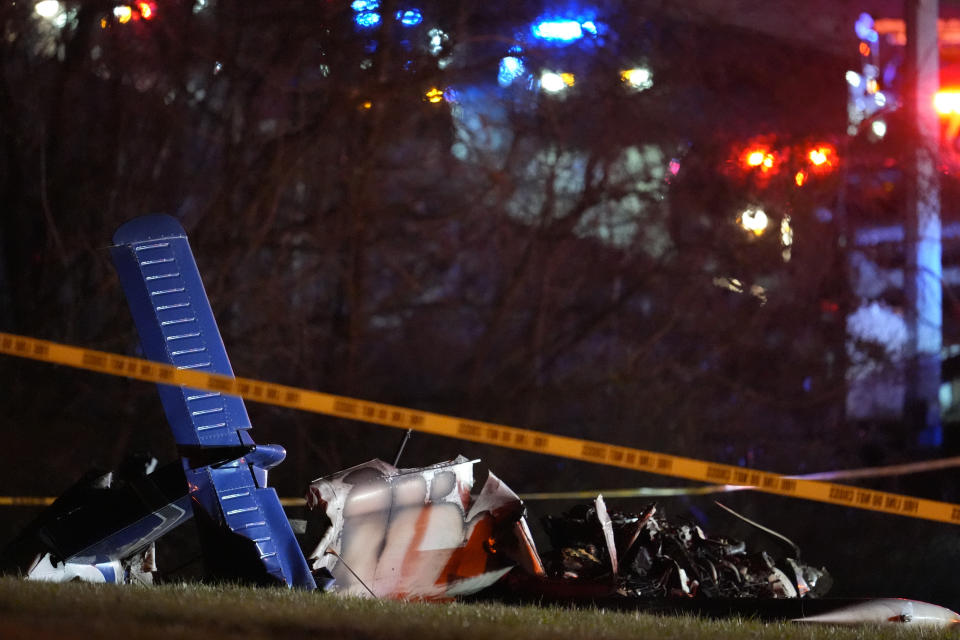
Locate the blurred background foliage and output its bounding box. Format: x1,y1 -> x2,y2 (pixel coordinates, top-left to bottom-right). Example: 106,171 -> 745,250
2,0 -> 957,607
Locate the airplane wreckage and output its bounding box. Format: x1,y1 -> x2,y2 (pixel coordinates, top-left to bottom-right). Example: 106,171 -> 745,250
2,215 -> 958,626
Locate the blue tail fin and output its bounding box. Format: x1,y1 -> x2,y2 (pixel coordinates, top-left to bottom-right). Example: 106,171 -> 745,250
111,214 -> 315,589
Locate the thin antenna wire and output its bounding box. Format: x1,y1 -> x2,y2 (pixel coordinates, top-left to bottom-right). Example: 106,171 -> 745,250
714,501 -> 801,557
325,547 -> 377,598
392,429 -> 413,467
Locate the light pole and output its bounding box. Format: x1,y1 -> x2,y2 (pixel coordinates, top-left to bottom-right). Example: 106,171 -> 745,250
903,0 -> 943,447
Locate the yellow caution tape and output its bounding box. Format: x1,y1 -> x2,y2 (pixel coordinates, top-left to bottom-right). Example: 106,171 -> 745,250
3,331 -> 960,525
22,457 -> 960,506
0,496 -> 55,506
0,496 -> 316,508
519,457 -> 960,500
519,485 -> 732,500
11,460 -> 960,507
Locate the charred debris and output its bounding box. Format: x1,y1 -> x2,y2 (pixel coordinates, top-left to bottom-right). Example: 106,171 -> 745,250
531,497 -> 831,600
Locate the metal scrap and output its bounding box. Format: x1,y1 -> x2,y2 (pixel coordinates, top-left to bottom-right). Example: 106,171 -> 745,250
541,499 -> 831,599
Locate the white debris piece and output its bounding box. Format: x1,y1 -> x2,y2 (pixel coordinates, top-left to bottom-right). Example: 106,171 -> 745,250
305,456 -> 543,600
795,598 -> 960,626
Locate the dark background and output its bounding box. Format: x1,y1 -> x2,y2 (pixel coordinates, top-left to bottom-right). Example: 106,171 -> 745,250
3,0 -> 960,610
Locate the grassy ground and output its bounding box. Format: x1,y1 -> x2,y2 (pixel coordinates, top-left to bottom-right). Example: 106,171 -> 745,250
0,577 -> 957,640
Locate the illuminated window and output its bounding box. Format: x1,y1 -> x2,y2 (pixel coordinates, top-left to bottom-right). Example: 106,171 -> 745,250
807,145 -> 836,169
114,5 -> 133,23
854,12 -> 878,43
741,146 -> 776,173
532,19 -> 584,42
498,56 -> 525,87
620,67 -> 653,91
781,215 -> 793,247
355,11 -> 381,28
428,28 -> 448,56
738,207 -> 769,236
352,0 -> 381,28
540,71 -> 573,93
530,14 -> 603,45
34,1 -> 62,19
396,9 -> 422,26
934,90 -> 960,115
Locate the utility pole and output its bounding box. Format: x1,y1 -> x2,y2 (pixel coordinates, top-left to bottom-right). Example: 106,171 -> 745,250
903,0 -> 943,447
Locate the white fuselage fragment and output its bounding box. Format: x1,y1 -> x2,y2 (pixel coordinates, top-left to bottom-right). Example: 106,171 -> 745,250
306,456 -> 542,599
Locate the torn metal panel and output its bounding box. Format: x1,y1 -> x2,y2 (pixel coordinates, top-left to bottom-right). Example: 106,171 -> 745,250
26,553 -> 125,584
305,457 -> 543,600
510,517 -> 546,578
25,543 -> 156,585
595,495 -> 618,577
0,459 -> 191,584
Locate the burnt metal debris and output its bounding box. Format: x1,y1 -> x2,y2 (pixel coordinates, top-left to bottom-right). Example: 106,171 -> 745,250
539,498 -> 832,600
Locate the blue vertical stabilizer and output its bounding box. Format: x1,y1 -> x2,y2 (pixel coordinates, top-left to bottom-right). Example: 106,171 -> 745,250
110,215 -> 316,589
110,215 -> 252,448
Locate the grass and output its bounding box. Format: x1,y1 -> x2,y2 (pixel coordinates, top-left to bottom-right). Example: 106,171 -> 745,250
0,576 -> 956,640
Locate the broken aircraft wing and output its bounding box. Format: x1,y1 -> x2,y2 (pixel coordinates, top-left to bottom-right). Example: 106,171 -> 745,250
1,459 -> 190,584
